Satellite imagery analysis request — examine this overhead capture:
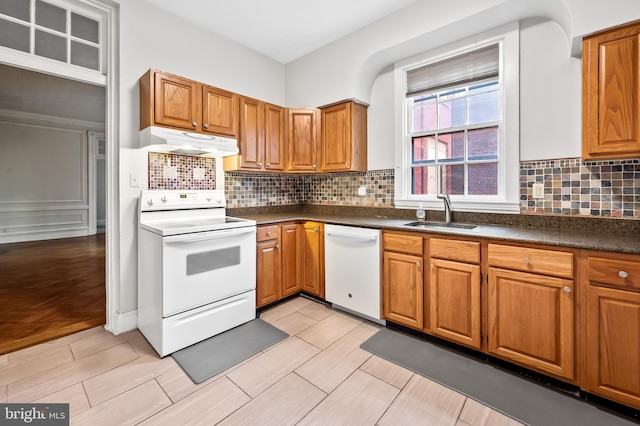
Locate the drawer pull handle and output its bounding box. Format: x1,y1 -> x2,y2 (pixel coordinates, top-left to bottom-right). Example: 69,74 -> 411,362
563,286 -> 572,293
619,271 -> 629,279
266,231 -> 271,236
523,258 -> 530,264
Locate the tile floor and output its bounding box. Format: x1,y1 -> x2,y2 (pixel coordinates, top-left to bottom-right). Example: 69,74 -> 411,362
1,297 -> 523,425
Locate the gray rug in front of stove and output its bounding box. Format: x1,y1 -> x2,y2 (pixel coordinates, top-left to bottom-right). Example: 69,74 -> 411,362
361,328 -> 636,426
172,318 -> 288,384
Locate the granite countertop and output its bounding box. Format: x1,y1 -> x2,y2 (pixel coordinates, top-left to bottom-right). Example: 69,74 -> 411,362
231,208 -> 640,255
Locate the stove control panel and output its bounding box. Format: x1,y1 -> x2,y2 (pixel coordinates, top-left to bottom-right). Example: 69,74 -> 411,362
140,190 -> 225,211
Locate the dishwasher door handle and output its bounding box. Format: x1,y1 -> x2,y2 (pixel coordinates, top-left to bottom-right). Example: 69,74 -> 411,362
326,232 -> 378,243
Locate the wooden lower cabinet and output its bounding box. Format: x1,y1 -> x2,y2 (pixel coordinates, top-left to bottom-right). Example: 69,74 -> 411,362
487,267 -> 574,381
584,251 -> 640,409
429,259 -> 481,350
383,251 -> 423,329
281,223 -> 302,297
301,222 -> 324,297
256,236 -> 280,308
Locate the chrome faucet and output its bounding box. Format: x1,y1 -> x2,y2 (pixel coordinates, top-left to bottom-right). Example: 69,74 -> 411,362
437,191 -> 452,224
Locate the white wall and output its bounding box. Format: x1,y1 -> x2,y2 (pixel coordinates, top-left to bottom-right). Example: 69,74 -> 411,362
0,121 -> 90,243
117,0 -> 287,314
520,18 -> 582,160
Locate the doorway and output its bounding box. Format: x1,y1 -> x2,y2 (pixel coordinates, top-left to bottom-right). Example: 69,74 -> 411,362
0,64 -> 107,354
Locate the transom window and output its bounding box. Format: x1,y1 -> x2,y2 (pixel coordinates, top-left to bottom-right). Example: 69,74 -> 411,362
0,0 -> 102,72
410,79 -> 500,196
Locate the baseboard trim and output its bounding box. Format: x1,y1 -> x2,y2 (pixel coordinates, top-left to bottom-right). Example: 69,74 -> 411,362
108,310 -> 138,335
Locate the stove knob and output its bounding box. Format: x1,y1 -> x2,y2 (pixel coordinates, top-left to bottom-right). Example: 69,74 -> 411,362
216,198 -> 223,204
160,196 -> 167,203
206,197 -> 212,202
146,198 -> 153,206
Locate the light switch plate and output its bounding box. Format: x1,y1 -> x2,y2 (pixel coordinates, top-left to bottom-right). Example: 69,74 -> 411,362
129,173 -> 139,188
532,182 -> 544,199
164,165 -> 178,179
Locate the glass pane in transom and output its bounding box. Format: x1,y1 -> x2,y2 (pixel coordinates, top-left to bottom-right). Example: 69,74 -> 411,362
36,0 -> 66,33
0,0 -> 30,22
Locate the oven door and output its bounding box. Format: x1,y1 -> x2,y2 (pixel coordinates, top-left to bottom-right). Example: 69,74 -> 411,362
161,226 -> 256,317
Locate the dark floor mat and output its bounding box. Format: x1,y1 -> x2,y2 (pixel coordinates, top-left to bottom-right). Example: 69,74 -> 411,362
172,319 -> 289,384
361,328 -> 636,426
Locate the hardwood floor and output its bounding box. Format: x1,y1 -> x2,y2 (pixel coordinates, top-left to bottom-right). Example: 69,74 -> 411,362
0,297 -> 523,425
0,234 -> 106,355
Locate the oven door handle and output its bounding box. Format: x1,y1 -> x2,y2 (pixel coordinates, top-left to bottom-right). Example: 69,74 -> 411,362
163,227 -> 256,244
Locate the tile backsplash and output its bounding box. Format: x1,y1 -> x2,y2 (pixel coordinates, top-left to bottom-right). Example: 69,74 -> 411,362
148,153 -> 640,219
148,153 -> 216,190
520,158 -> 640,218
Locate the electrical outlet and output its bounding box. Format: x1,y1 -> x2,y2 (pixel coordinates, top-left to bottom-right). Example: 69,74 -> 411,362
357,186 -> 367,196
532,182 -> 544,199
129,174 -> 139,188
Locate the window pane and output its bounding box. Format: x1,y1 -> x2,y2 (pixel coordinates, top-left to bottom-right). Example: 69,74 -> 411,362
469,89 -> 499,124
71,12 -> 98,43
412,166 -> 436,195
468,127 -> 498,161
412,136 -> 437,163
468,162 -> 498,195
0,0 -> 30,22
439,164 -> 465,195
0,18 -> 29,52
437,132 -> 464,162
35,29 -> 66,62
413,95 -> 436,132
438,96 -> 465,128
469,80 -> 498,95
71,40 -> 99,70
36,0 -> 66,33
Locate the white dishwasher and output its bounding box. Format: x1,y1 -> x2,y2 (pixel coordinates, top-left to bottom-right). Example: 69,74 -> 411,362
324,224 -> 384,323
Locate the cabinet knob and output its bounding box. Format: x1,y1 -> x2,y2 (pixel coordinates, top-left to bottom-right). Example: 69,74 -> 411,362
619,270 -> 629,279
523,258 -> 530,264
192,121 -> 197,127
266,162 -> 271,167
276,244 -> 279,249
314,228 -> 318,232
204,123 -> 209,129
258,162 -> 263,167
430,263 -> 434,269
266,231 -> 271,236
562,286 -> 572,293
313,164 -> 316,169
416,262 -> 421,267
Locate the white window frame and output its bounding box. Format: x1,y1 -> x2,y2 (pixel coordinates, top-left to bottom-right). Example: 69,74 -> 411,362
394,22 -> 520,214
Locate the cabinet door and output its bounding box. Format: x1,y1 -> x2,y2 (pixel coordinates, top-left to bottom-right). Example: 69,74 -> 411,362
583,22 -> 640,159
383,251 -> 424,329
202,85 -> 238,137
239,96 -> 264,170
429,259 -> 481,350
587,286 -> 640,409
256,239 -> 280,308
301,222 -> 324,297
281,223 -> 302,297
288,108 -> 319,172
264,103 -> 286,171
154,72 -> 200,131
320,101 -> 367,172
488,267 -> 574,380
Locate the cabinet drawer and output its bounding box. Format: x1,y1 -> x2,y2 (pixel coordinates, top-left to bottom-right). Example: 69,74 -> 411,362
587,256 -> 640,290
488,244 -> 573,278
257,225 -> 280,242
383,232 -> 423,255
430,238 -> 480,264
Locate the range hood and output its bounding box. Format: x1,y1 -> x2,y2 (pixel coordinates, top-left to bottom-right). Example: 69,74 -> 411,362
139,126 -> 239,157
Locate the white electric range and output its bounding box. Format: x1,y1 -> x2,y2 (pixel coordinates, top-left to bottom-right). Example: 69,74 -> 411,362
137,190 -> 257,357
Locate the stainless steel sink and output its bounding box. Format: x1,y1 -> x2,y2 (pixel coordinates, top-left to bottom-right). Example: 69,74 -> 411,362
404,221 -> 477,230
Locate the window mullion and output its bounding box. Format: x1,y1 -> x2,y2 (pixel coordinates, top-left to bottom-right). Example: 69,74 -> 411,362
29,0 -> 35,54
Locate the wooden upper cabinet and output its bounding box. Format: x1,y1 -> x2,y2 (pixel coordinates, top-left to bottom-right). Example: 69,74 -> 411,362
583,22 -> 640,159
151,71 -> 200,131
225,98 -> 285,172
320,100 -> 368,172
238,96 -> 264,170
139,69 -> 239,138
288,108 -> 320,172
264,103 -> 286,171
202,85 -> 238,137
